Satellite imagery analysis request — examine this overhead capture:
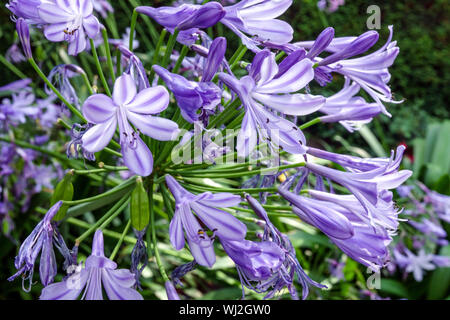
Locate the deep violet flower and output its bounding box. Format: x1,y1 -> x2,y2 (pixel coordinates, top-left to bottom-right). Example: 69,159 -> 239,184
165,174 -> 246,267
16,18 -> 33,59
165,281 -> 181,300
38,0 -> 101,55
218,49 -> 325,157
81,73 -> 180,176
153,37 -> 226,123
8,201 -> 63,290
40,230 -> 143,300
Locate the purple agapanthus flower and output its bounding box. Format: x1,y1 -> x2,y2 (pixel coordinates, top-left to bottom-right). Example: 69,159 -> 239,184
38,0 -> 101,55
393,248 -> 436,282
16,18 -> 33,59
165,174 -> 246,267
246,195 -> 325,299
318,79 -> 382,132
0,89 -> 39,128
117,45 -> 149,91
40,229 -> 143,300
0,78 -> 32,93
304,146 -> 412,228
218,49 -> 325,157
153,37 -> 226,123
6,0 -> 44,24
81,73 -> 180,176
46,64 -> 85,110
279,188 -> 393,272
221,0 -> 294,52
8,201 -> 63,290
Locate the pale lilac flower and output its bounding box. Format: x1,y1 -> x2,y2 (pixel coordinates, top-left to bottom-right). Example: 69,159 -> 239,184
409,218 -> 448,245
81,73 -> 180,176
38,0 -> 101,55
40,230 -> 143,300
218,49 -> 325,157
221,0 -> 294,52
6,43 -> 27,64
304,146 -> 412,227
0,90 -> 39,128
393,248 -> 436,282
8,201 -> 63,290
165,174 -> 246,267
0,78 -> 32,93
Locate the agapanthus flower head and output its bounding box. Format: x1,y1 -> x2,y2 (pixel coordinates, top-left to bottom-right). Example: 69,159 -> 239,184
165,174 -> 246,267
81,73 -> 180,176
40,229 -> 143,300
218,49 -> 325,157
38,0 -> 101,55
8,201 -> 63,290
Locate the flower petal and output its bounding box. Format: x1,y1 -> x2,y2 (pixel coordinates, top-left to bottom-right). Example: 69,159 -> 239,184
40,270 -> 88,300
122,136 -> 153,177
101,269 -> 143,300
126,86 -> 169,114
113,74 -> 137,106
256,59 -> 314,94
83,14 -> 100,39
82,94 -> 116,124
169,210 -> 185,250
252,92 -> 325,116
82,117 -> 117,153
39,4 -> 74,23
126,113 -> 180,141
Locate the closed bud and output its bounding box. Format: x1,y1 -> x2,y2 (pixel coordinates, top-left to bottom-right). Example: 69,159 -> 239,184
130,177 -> 150,231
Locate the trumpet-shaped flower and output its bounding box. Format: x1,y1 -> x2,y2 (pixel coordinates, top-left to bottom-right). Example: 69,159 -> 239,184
40,230 -> 143,300
81,73 -> 180,176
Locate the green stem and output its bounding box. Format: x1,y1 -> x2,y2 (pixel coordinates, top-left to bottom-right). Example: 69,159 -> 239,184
0,54 -> 28,79
109,220 -> 132,260
300,117 -> 321,130
172,45 -> 189,74
90,38 -> 112,96
129,9 -> 138,51
75,195 -> 130,244
63,178 -> 136,206
160,28 -> 179,69
102,28 -> 116,83
149,29 -> 167,81
149,176 -> 170,282
28,57 -> 85,121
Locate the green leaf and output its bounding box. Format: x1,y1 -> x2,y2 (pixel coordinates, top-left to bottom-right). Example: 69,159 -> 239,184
379,279 -> 410,299
200,288 -> 243,300
131,177 -> 149,231
427,245 -> 450,300
430,121 -> 450,173
434,174 -> 450,195
412,138 -> 425,178
51,170 -> 74,221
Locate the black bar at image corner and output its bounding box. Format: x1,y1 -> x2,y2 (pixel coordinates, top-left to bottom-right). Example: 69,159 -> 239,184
0,299 -> 446,318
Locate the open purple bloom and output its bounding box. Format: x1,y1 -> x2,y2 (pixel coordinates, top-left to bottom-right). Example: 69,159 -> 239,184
92,0 -> 113,19
81,73 -> 180,176
165,175 -> 246,267
40,230 -> 143,300
153,37 -> 226,123
393,248 -> 435,282
221,0 -> 294,52
218,49 -> 324,157
38,0 -> 101,55
8,201 -> 63,290
246,195 -> 325,299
